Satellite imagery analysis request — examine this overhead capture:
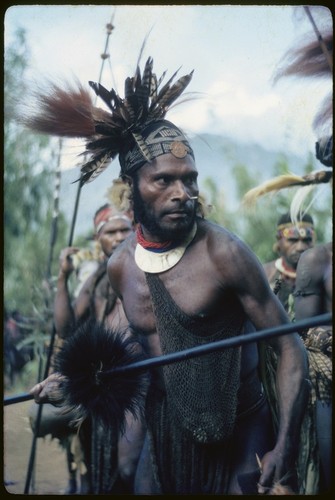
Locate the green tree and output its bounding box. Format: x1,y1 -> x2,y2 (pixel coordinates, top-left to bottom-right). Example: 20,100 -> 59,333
4,28 -> 68,314
202,152 -> 332,264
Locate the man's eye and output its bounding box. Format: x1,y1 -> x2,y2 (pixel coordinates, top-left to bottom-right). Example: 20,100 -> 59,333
157,177 -> 170,185
184,177 -> 196,186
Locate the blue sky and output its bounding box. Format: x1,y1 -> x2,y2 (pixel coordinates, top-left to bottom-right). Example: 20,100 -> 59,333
5,4 -> 332,167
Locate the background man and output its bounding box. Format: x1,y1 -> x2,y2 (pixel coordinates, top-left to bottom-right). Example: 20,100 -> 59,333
54,202 -> 133,335
55,202 -> 146,495
263,212 -> 315,317
241,16 -> 332,494
294,242 -> 332,493
30,203 -> 144,495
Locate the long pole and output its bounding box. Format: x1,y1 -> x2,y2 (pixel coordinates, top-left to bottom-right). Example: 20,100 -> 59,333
23,139 -> 64,493
109,312 -> 332,374
46,139 -> 63,280
6,312 -> 331,407
23,174 -> 83,495
303,6 -> 333,71
22,11 -> 117,494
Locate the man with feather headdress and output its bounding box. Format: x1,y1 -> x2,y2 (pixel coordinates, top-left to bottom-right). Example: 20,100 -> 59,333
263,211 -> 315,319
28,56 -> 309,494
243,6 -> 332,494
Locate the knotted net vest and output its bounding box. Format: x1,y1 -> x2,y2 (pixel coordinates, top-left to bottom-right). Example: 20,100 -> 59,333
145,273 -> 247,493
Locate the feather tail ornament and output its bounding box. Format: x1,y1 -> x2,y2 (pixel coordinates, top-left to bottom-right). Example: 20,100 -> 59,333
242,174 -> 305,207
273,29 -> 332,83
149,71 -> 194,119
79,153 -> 111,185
21,83 -> 96,138
242,170 -> 332,208
273,11 -> 332,142
53,319 -> 149,434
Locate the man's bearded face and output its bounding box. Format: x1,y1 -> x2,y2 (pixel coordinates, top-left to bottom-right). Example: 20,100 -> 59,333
132,154 -> 198,241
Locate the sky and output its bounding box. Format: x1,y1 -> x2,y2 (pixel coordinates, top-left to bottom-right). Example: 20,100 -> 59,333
5,4 -> 332,171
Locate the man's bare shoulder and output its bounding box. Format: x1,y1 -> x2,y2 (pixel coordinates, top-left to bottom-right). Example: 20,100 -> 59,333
199,218 -> 242,244
263,260 -> 276,273
199,218 -> 261,268
107,233 -> 136,289
77,265 -> 102,294
108,233 -> 136,266
298,242 -> 332,268
261,260 -> 277,282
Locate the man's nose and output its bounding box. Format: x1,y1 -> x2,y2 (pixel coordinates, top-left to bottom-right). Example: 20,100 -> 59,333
115,230 -> 126,242
171,181 -> 190,201
296,240 -> 308,251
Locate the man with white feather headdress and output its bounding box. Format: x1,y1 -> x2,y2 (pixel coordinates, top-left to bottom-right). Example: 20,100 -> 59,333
243,6 -> 332,494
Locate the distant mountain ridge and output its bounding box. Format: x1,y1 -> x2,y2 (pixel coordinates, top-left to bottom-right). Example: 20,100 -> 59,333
59,133 -> 311,238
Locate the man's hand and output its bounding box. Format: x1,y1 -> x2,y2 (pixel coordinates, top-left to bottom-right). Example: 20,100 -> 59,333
29,372 -> 67,405
257,448 -> 297,494
59,247 -> 80,276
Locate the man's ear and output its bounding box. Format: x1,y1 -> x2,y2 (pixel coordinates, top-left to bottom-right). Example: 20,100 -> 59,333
272,241 -> 280,254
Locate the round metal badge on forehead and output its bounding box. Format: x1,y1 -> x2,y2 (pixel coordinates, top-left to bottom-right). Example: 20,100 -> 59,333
170,141 -> 188,158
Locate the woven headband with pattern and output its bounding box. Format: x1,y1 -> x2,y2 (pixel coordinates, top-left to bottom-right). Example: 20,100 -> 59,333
119,120 -> 194,174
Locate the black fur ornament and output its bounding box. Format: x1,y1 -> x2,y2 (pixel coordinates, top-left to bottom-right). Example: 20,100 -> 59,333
53,319 -> 149,434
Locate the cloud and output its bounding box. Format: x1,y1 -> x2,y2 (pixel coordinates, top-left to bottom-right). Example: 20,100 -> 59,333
169,73 -> 330,158
7,5 -> 330,161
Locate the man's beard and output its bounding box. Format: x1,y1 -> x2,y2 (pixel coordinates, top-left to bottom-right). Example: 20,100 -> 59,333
132,179 -> 196,241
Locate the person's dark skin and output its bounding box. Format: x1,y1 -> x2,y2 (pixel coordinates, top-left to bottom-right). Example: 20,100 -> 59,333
107,153 -> 310,494
54,217 -> 133,337
294,241 -> 332,492
31,154 -> 310,494
263,231 -> 314,291
52,215 -> 144,491
278,233 -> 314,270
294,241 -> 332,318
262,221 -> 315,319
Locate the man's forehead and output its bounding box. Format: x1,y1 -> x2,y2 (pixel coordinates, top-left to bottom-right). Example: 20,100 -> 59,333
140,153 -> 198,174
99,217 -> 132,232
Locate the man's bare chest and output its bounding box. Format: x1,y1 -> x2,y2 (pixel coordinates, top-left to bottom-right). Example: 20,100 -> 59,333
121,258 -> 227,334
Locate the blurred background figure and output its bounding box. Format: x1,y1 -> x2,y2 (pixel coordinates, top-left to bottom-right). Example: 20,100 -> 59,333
4,309 -> 34,390
263,212 -> 315,318
29,195 -> 139,495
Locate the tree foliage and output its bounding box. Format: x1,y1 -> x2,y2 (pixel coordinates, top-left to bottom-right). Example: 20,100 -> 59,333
4,28 -> 68,314
203,152 -> 332,264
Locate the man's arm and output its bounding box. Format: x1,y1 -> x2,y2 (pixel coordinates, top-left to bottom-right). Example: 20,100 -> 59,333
294,245 -> 332,357
221,238 -> 309,491
54,247 -> 91,338
294,246 -> 325,319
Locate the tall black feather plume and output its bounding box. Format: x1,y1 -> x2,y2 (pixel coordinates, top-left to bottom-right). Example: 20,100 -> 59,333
22,55 -> 194,183
53,319 -> 150,434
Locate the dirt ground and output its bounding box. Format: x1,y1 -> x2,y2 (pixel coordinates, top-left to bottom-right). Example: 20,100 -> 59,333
3,400 -> 71,495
